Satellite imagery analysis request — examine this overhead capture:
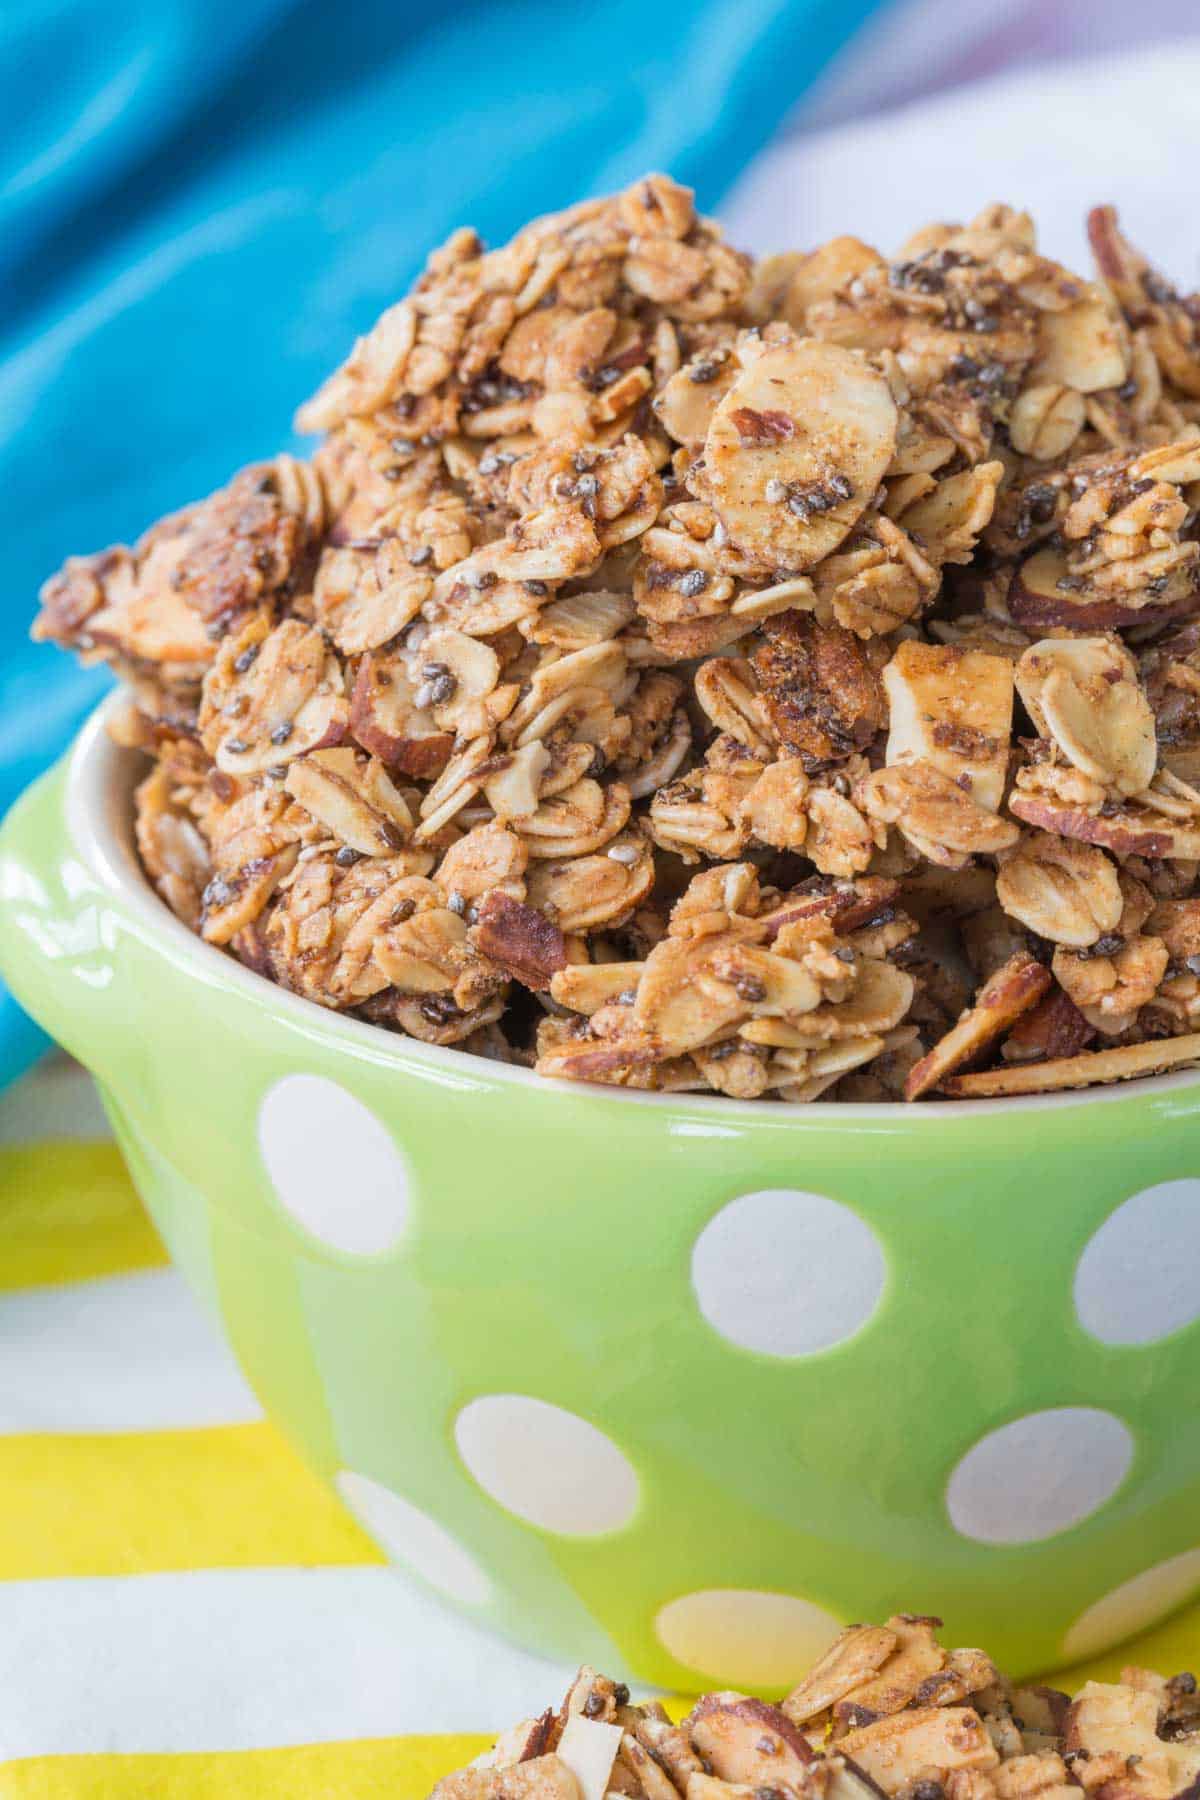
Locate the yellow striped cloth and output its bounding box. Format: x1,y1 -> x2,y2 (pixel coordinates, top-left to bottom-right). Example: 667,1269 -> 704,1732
1,1064 -> 1196,1797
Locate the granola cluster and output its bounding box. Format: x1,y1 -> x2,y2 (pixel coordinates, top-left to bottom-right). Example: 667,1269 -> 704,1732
36,177 -> 1200,1099
429,1615 -> 1200,1800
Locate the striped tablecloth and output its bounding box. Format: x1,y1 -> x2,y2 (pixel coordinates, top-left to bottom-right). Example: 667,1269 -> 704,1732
0,1061 -> 584,1792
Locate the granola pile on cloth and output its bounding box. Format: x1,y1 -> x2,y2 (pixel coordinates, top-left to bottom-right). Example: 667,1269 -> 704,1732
35,177 -> 1200,1099
430,1614 -> 1200,1800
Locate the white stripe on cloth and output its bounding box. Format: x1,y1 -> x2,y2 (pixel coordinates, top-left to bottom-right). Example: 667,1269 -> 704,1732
0,1567 -> 580,1758
0,1268 -> 260,1432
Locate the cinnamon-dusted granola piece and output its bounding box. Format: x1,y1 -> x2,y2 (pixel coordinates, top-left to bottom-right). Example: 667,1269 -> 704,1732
905,952 -> 1051,1099
996,834 -> 1123,948
781,1627 -> 899,1731
1089,205 -> 1200,398
1052,932 -> 1169,1037
751,613 -> 886,769
859,762 -> 1020,869
472,891 -> 567,990
133,760 -> 212,931
199,614 -> 348,776
688,1695 -> 815,1785
432,1759 -> 582,1800
837,1709 -> 999,1794
1015,638 -> 1157,799
1065,1679 -> 1200,1800
1001,985 -> 1095,1064
35,459 -> 320,678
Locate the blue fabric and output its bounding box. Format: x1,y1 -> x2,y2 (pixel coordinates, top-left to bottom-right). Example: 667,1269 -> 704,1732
0,0 -> 884,1089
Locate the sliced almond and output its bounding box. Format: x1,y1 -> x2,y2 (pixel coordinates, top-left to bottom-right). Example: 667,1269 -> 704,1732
904,952 -> 1051,1100
831,1616 -> 946,1723
1001,985 -> 1095,1063
654,355 -> 739,449
350,650 -> 455,776
556,1715 -> 623,1800
700,340 -> 898,569
939,1032 -> 1200,1096
1031,293 -> 1127,392
883,641 -> 1013,813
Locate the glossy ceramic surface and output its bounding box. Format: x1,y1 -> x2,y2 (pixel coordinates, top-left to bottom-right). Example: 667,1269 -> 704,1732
3,699 -> 1200,1687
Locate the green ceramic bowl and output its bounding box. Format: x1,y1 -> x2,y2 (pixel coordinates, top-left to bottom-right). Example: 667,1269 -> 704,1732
4,698 -> 1200,1689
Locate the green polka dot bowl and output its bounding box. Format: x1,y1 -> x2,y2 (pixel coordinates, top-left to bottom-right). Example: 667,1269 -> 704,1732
4,697 -> 1200,1689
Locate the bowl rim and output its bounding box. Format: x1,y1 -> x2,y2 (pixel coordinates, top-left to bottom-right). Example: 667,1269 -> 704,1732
61,693 -> 1200,1123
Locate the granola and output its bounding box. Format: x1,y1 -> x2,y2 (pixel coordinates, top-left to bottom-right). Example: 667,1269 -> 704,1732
425,1615 -> 1200,1800
37,177 -> 1200,1100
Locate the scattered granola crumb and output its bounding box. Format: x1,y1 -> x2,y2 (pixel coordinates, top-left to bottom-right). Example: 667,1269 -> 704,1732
426,1616 -> 1200,1800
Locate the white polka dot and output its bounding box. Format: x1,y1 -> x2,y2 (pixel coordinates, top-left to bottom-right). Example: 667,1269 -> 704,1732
257,1075 -> 411,1255
1074,1180 -> 1200,1346
655,1589 -> 843,1688
454,1395 -> 639,1536
946,1408 -> 1134,1545
691,1188 -> 886,1357
1062,1548 -> 1200,1661
336,1469 -> 492,1606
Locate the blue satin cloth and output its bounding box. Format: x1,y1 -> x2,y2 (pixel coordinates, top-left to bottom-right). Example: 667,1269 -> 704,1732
0,0 -> 882,1088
